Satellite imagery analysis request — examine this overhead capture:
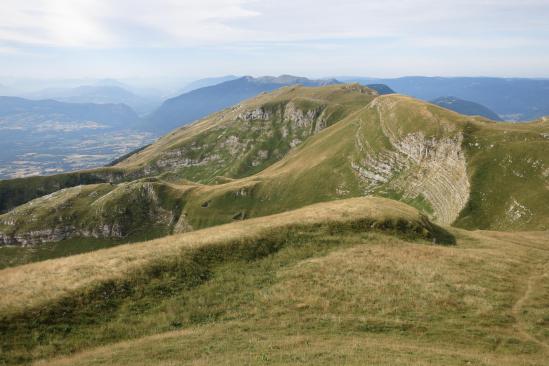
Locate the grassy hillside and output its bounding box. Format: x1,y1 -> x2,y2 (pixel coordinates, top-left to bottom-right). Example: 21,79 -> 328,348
454,118 -> 549,230
0,85 -> 548,250
1,199 -> 548,365
0,82 -> 547,365
0,164 -> 150,215
350,96 -> 549,230
142,75 -> 340,133
0,179 -> 190,245
0,84 -> 376,214
0,197 -> 446,315
119,83 -> 377,180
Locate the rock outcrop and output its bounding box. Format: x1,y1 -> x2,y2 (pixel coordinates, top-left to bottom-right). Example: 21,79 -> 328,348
352,98 -> 470,225
131,99 -> 332,179
0,182 -> 177,246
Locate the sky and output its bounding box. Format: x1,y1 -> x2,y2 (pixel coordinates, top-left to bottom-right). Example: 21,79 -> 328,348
1,0 -> 548,85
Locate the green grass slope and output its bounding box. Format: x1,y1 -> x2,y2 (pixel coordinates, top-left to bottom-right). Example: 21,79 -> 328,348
0,170 -> 115,214
0,179 -> 192,246
0,197 -> 446,316
1,199 -> 548,365
115,83 -> 377,181
455,118 -> 549,230
0,85 -> 547,251
0,84 -> 377,214
348,96 -> 549,230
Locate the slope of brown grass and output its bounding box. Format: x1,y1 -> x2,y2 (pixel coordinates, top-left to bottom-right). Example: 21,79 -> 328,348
0,197 -> 438,316
35,228 -> 549,366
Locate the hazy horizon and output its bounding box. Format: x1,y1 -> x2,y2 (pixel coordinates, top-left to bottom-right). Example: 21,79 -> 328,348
3,74 -> 549,96
1,0 -> 548,84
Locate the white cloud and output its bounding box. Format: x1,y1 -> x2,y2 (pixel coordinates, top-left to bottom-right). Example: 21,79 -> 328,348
0,0 -> 260,47
0,0 -> 109,47
0,45 -> 21,54
1,0 -> 548,48
0,0 -> 548,79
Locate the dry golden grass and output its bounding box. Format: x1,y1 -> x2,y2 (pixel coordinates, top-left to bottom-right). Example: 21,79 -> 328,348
39,327 -> 548,366
0,197 -> 429,316
35,227 -> 549,366
2,195 -> 548,366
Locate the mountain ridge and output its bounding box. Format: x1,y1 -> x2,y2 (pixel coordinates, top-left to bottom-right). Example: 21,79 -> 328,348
1,84 -> 549,366
1,84 -> 547,248
341,76 -> 549,121
24,85 -> 160,116
142,75 -> 341,134
179,75 -> 240,93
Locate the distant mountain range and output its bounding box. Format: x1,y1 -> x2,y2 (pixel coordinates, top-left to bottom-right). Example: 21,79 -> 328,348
179,75 -> 240,94
431,96 -> 502,121
0,96 -> 139,129
142,75 -> 339,133
24,85 -> 161,116
340,76 -> 549,121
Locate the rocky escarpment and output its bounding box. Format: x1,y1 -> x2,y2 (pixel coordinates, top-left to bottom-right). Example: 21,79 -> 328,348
0,225 -> 123,246
138,98 -> 332,180
352,97 -> 470,225
0,182 -> 180,246
0,176 -> 269,246
237,106 -> 273,121
0,167 -> 154,216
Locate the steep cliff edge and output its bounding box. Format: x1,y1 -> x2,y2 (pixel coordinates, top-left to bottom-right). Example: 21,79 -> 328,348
352,96 -> 470,225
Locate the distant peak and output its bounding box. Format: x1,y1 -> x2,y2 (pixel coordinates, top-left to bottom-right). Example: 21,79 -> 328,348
364,84 -> 395,95
431,96 -> 502,121
242,75 -> 339,86
432,96 -> 460,103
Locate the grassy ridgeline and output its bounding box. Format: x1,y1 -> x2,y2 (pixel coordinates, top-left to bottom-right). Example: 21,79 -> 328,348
0,169 -> 126,214
0,197 -> 452,364
0,197 -> 445,315
1,218 -> 548,365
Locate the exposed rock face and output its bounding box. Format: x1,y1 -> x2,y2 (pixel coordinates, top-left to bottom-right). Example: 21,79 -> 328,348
238,107 -> 272,121
237,100 -> 327,131
0,182 -> 176,246
155,150 -> 222,170
0,224 -> 124,246
0,227 -> 73,246
283,102 -> 325,130
352,99 -> 471,225
135,100 -> 330,178
173,213 -> 193,234
505,198 -> 533,224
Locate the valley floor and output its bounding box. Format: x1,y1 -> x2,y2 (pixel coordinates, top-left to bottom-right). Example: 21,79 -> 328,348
0,200 -> 547,365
